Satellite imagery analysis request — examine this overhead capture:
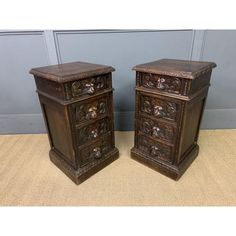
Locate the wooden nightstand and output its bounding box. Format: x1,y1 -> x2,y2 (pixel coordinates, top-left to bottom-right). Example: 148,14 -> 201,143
131,59 -> 216,180
30,61 -> 119,184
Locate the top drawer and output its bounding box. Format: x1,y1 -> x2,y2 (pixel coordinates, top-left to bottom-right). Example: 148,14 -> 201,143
65,73 -> 111,100
35,73 -> 112,103
137,72 -> 188,96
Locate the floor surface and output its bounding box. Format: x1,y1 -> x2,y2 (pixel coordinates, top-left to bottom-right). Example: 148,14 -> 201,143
0,130 -> 236,206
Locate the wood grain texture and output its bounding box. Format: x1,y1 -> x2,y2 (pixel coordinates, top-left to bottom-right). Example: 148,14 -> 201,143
30,62 -> 118,184
0,130 -> 236,206
30,61 -> 115,83
132,59 -> 216,180
133,59 -> 216,79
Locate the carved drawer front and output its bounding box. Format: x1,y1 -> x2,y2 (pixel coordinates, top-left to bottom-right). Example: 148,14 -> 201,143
66,74 -> 110,100
72,95 -> 109,124
139,94 -> 180,123
138,72 -> 183,94
138,116 -> 176,144
78,135 -> 112,167
76,117 -> 111,145
137,135 -> 173,163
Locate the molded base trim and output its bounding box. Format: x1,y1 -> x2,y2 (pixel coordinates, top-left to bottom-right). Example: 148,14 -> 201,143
131,145 -> 199,180
49,148 -> 119,185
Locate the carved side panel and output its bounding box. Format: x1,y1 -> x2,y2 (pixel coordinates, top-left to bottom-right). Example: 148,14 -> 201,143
138,135 -> 173,163
35,77 -> 64,100
140,95 -> 179,122
77,118 -> 110,144
79,136 -> 111,167
140,73 -> 182,94
139,117 -> 175,144
74,97 -> 108,123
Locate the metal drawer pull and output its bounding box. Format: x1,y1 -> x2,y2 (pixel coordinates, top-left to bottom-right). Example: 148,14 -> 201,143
86,106 -> 97,119
85,82 -> 95,95
92,147 -> 102,159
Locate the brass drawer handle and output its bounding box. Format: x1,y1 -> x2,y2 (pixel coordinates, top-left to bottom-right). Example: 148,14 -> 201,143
152,126 -> 160,137
92,147 -> 102,159
153,105 -> 164,117
89,129 -> 98,139
85,82 -> 95,95
157,78 -> 166,90
150,145 -> 160,156
86,106 -> 97,119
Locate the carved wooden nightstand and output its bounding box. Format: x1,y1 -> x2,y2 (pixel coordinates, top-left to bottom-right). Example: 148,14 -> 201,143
30,61 -> 119,184
131,59 -> 216,180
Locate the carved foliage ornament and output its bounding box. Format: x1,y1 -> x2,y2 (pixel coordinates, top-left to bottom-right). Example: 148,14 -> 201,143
81,139 -> 111,166
71,76 -> 106,97
78,119 -> 109,143
76,99 -> 107,122
138,136 -> 172,162
141,96 -> 177,121
142,73 -> 181,94
140,117 -> 174,143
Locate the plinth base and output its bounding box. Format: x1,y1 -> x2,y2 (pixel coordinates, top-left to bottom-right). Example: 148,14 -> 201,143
131,145 -> 199,180
50,148 -> 119,185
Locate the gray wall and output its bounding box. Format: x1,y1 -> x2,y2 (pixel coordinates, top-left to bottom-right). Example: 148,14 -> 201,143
0,30 -> 235,133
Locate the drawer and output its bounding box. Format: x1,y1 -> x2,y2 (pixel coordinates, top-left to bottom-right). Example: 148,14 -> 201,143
139,93 -> 181,123
137,134 -> 173,163
138,116 -> 176,144
71,94 -> 109,124
76,117 -> 111,145
66,74 -> 111,100
138,72 -> 184,95
78,134 -> 112,167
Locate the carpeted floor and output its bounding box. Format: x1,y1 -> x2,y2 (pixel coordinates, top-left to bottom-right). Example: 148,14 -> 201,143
0,130 -> 236,206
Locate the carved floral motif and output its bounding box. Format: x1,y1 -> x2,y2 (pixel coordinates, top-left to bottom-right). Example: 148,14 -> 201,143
138,136 -> 172,163
90,147 -> 102,159
80,138 -> 111,166
141,96 -> 178,121
71,76 -> 106,97
141,73 -> 181,94
140,117 -> 175,143
77,119 -> 109,143
75,99 -> 107,122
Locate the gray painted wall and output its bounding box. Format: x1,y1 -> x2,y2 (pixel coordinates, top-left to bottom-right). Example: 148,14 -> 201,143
201,30 -> 236,129
0,31 -> 49,133
0,30 -> 235,133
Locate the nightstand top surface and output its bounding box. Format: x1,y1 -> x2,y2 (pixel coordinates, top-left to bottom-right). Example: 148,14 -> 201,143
133,59 -> 216,79
30,61 -> 115,83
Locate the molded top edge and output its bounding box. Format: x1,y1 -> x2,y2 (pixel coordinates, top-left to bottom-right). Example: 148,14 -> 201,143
30,61 -> 115,83
133,58 -> 216,79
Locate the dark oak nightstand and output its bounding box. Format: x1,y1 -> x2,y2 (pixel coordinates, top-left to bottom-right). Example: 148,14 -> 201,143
131,59 -> 216,180
30,61 -> 119,184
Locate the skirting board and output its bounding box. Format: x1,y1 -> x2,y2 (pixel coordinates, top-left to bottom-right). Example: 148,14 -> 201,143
0,114 -> 46,134
0,109 -> 236,134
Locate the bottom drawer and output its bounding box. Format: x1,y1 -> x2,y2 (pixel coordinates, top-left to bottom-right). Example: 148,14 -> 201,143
137,135 -> 173,163
78,135 -> 112,167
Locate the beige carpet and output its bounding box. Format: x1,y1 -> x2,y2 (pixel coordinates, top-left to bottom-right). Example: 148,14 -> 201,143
0,130 -> 236,206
